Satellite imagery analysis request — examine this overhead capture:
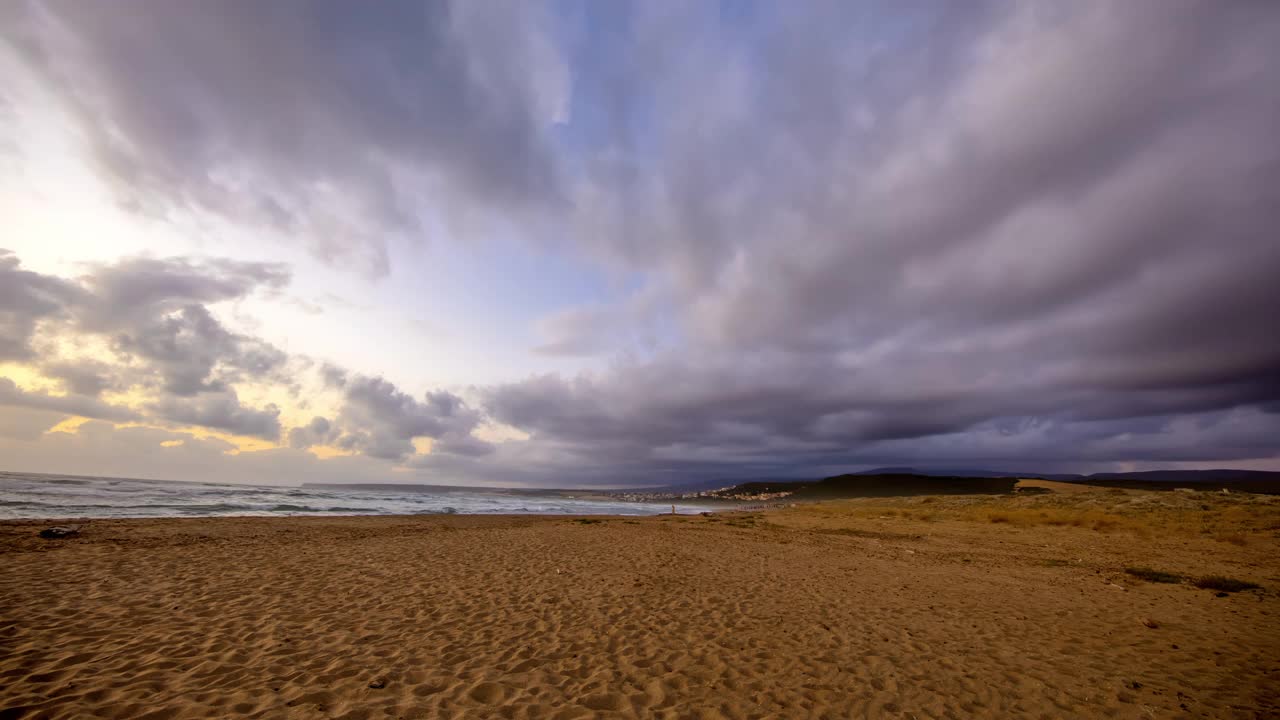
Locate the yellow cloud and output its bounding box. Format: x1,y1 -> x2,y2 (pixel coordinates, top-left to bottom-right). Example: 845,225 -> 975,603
45,415 -> 91,434
0,363 -> 63,394
96,422 -> 277,454
100,388 -> 149,411
173,425 -> 280,454
411,436 -> 434,455
307,444 -> 357,459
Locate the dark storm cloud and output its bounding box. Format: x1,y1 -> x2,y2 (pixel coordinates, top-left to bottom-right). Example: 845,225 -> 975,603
479,0 -> 1280,479
3,0 -> 566,275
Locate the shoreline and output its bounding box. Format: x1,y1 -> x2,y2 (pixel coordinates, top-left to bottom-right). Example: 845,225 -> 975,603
4,491 -> 1277,718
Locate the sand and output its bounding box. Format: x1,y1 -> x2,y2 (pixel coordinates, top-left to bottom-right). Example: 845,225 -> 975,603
2,488 -> 1278,719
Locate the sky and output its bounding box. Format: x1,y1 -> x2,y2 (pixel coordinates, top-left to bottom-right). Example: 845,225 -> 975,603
1,0 -> 1278,488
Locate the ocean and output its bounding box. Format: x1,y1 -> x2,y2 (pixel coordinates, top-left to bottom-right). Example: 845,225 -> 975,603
0,471 -> 710,520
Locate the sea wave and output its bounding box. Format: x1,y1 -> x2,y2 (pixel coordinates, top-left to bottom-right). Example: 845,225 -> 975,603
0,471 -> 709,519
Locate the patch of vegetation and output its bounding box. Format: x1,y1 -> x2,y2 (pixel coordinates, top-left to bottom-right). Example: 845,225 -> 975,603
572,518 -> 604,525
763,487 -> 1280,542
815,527 -> 922,541
1125,567 -> 1183,584
1214,532 -> 1247,546
1193,576 -> 1260,593
722,513 -> 763,528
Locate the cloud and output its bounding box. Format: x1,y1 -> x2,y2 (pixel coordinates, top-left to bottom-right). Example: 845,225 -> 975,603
329,375 -> 483,460
3,2 -> 1279,484
0,377 -> 139,422
287,416 -> 337,450
0,253 -> 290,440
475,0 -> 1280,479
0,417 -> 430,486
150,389 -> 281,441
0,248 -> 501,468
531,289 -> 669,357
3,0 -> 569,276
74,257 -> 292,396
0,406 -> 70,442
532,306 -> 617,357
38,359 -> 119,397
0,249 -> 86,360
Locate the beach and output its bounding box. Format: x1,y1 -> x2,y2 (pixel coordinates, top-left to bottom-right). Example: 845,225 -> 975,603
2,485 -> 1278,719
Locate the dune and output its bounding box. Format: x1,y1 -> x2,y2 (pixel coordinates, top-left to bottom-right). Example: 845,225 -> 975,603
2,487 -> 1277,718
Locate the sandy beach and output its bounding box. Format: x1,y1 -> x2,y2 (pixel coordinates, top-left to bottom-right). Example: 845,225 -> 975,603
2,485 -> 1278,719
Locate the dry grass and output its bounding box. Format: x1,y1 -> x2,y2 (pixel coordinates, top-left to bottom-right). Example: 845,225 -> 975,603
1215,532 -> 1248,546
776,486 -> 1280,541
812,527 -> 922,541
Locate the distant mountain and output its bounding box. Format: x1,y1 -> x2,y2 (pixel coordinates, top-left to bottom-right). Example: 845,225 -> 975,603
1083,469 -> 1280,482
853,466 -> 1280,484
1076,470 -> 1280,495
707,468 -> 1280,500
854,467 -> 1081,480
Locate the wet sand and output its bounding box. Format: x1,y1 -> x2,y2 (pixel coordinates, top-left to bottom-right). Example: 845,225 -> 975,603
2,487 -> 1278,719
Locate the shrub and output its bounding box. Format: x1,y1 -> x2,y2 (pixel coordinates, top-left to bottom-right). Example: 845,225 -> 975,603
1193,576 -> 1260,593
1125,567 -> 1183,584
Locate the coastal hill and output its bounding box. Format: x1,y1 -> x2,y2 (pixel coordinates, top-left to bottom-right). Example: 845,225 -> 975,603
707,474 -> 1019,501
705,469 -> 1280,501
